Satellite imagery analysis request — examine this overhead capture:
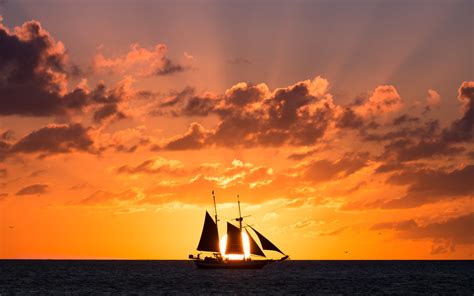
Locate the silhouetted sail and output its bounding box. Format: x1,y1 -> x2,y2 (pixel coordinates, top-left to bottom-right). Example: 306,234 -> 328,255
246,229 -> 266,257
250,226 -> 285,255
225,222 -> 244,254
197,211 -> 219,252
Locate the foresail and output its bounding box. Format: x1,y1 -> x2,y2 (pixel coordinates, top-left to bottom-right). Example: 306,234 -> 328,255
197,211 -> 220,252
250,226 -> 285,255
246,229 -> 266,257
225,222 -> 244,254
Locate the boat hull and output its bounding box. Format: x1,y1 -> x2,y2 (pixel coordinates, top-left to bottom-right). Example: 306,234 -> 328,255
193,259 -> 272,269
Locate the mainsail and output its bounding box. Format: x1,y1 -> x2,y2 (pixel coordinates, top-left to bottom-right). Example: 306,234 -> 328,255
197,211 -> 220,252
250,226 -> 285,255
225,222 -> 244,254
246,229 -> 266,257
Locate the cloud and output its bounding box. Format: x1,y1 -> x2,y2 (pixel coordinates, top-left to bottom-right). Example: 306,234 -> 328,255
335,107 -> 364,129
365,81 -> 473,163
371,213 -> 474,248
0,20 -> 133,124
74,160 -> 278,206
441,81 -> 474,143
93,43 -> 190,77
115,157 -> 184,175
76,188 -> 144,205
382,165 -> 474,208
424,89 -> 441,112
0,168 -> 6,178
0,20 -> 69,116
287,147 -> 322,161
10,123 -> 94,157
29,170 -> 46,177
181,94 -> 219,117
158,87 -> 195,108
16,184 -> 49,196
354,85 -> 402,117
222,82 -> 269,107
319,226 -> 348,236
1,130 -> 14,140
300,153 -> 368,185
0,140 -> 9,161
154,122 -> 211,150
140,159 -> 281,205
156,76 -> 335,149
392,114 -> 420,126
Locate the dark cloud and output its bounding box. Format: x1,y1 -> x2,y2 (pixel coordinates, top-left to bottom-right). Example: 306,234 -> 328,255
223,83 -> 268,107
93,103 -> 126,124
29,170 -> 46,177
441,81 -> 474,143
154,58 -> 186,76
392,114 -> 420,126
152,87 -> 218,117
157,77 -> 335,149
154,122 -> 210,150
336,107 -> 364,129
375,162 -> 408,173
381,138 -> 465,162
287,148 -> 321,161
372,213 -> 474,246
363,82 -> 473,163
182,95 -> 218,117
382,165 -> 474,208
0,20 -> 130,123
0,140 -> 10,161
467,150 -> 474,160
362,119 -> 439,142
0,168 -> 6,178
301,153 -> 368,184
10,124 -> 94,156
158,87 -> 195,108
1,130 -> 14,140
16,183 -> 49,196
0,20 -> 68,116
211,110 -> 263,147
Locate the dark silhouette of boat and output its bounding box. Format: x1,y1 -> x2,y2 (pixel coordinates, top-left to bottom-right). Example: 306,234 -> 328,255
189,191 -> 289,269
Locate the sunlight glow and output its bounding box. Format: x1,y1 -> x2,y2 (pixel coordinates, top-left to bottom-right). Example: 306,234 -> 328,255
219,231 -> 251,260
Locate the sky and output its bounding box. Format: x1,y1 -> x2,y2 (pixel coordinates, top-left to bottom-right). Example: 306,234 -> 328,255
0,0 -> 472,259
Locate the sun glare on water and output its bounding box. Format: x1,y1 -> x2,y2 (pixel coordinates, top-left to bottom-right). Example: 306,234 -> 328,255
219,232 -> 251,260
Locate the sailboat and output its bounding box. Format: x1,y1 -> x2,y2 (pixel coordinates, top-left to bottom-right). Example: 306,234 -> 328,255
188,191 -> 289,269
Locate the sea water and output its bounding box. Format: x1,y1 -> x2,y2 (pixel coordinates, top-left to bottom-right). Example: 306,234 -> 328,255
0,260 -> 472,294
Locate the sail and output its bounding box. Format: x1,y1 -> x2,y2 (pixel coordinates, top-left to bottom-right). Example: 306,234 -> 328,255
225,222 -> 244,254
196,211 -> 220,252
250,226 -> 285,255
246,229 -> 266,257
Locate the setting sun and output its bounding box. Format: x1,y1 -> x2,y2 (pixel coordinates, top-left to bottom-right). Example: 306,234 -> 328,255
219,232 -> 251,260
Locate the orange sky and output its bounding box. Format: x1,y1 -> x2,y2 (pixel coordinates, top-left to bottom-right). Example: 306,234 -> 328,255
0,0 -> 473,259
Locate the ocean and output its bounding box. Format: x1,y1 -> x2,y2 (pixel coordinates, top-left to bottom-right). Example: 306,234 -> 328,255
0,260 -> 472,295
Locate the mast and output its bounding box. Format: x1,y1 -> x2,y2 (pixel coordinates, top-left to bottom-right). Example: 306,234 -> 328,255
212,190 -> 219,241
237,195 -> 243,230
